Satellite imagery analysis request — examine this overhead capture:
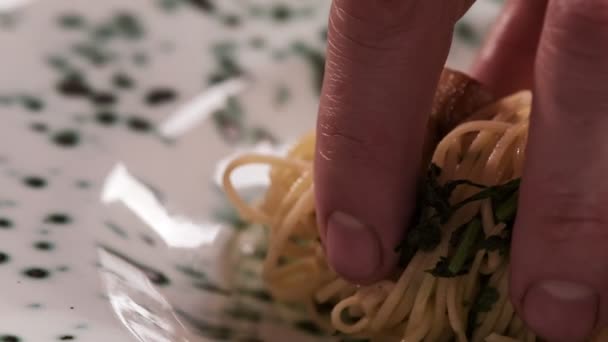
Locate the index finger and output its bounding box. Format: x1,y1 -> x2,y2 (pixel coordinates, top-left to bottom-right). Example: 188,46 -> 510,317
315,0 -> 472,284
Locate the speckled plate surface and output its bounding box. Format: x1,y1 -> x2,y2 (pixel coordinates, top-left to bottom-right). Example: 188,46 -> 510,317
0,1 -> 503,341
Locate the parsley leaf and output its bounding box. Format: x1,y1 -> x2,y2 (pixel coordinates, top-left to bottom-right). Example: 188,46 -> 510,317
475,286 -> 500,312
397,163 -> 521,273
467,282 -> 500,338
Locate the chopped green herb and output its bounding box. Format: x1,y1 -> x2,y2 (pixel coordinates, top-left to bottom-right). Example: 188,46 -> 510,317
398,163 -> 521,276
473,286 -> 499,313
19,95 -> 44,112
91,24 -> 116,42
271,4 -> 291,21
58,14 -> 86,29
291,42 -> 325,95
479,234 -> 510,255
126,116 -> 153,133
158,0 -> 181,12
466,279 -> 499,337
112,72 -> 135,89
427,257 -> 468,278
448,218 -> 482,275
72,43 -> 113,66
186,0 -> 215,13
113,12 -> 144,40
57,75 -> 91,97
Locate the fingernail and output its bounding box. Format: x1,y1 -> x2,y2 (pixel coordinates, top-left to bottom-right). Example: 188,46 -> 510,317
325,211 -> 381,284
523,280 -> 599,342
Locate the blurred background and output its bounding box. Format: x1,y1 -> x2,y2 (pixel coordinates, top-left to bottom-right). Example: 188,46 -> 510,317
0,1 -> 504,341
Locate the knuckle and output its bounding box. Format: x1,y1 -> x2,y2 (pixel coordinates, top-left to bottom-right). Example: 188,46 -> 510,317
317,121 -> 376,165
330,0 -> 463,50
551,0 -> 608,29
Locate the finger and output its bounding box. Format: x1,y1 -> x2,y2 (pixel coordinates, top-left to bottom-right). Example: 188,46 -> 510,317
315,1 -> 469,284
471,0 -> 548,97
510,1 -> 608,341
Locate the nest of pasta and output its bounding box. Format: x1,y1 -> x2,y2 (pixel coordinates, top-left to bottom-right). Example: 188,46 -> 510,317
223,68 -> 534,342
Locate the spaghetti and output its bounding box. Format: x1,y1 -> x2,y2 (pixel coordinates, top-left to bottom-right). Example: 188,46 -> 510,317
223,89 -> 535,341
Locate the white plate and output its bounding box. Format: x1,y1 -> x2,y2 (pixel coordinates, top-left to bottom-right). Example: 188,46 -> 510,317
0,1 -> 502,341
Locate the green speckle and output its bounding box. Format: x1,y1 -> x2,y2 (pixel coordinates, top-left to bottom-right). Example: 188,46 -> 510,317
176,310 -> 232,340
76,180 -> 91,189
90,91 -> 117,106
271,4 -> 291,21
57,75 -> 91,97
45,213 -> 72,225
0,95 -> 13,105
158,0 -> 181,12
0,200 -> 16,208
456,21 -> 479,45
294,320 -> 324,336
272,50 -> 288,61
23,267 -> 51,279
249,6 -> 264,17
248,127 -> 277,144
291,42 -> 325,95
0,218 -> 13,229
72,43 -> 113,66
126,116 -> 153,133
140,234 -> 155,246
91,24 -> 116,42
104,222 -> 128,239
252,248 -> 266,260
30,122 -> 49,133
145,88 -> 177,106
249,37 -> 265,49
212,96 -> 244,141
133,51 -> 149,66
47,56 -> 71,72
275,85 -> 290,106
176,265 -> 207,280
20,95 -> 44,112
208,42 -> 243,85
75,323 -> 88,330
193,281 -> 231,295
52,130 -> 80,148
320,28 -> 327,41
0,335 -> 21,342
225,306 -> 261,322
34,241 -> 54,251
213,206 -> 247,230
57,265 -> 70,272
113,72 -> 134,89
100,245 -> 171,286
237,288 -> 272,302
186,0 -> 215,13
58,14 -> 86,29
222,14 -> 240,27
23,176 -> 47,189
0,252 -> 9,264
95,111 -> 118,126
113,12 -> 144,40
28,303 -> 43,309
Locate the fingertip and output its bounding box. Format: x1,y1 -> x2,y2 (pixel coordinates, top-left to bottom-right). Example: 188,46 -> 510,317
521,280 -> 598,342
325,211 -> 384,284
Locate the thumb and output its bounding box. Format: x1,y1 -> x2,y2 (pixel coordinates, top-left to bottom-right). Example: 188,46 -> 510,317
510,0 -> 608,341
315,1 -> 466,284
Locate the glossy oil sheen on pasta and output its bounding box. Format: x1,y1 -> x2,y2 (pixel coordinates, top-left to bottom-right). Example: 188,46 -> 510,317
223,90 -> 533,342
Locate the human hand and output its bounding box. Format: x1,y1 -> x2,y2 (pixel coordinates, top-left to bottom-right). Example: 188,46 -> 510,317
314,0 -> 608,341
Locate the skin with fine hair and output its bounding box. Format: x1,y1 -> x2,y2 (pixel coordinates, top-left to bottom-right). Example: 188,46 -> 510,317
314,0 -> 608,341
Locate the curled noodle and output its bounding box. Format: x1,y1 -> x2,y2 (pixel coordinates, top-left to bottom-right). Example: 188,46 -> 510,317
223,91 -> 537,341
